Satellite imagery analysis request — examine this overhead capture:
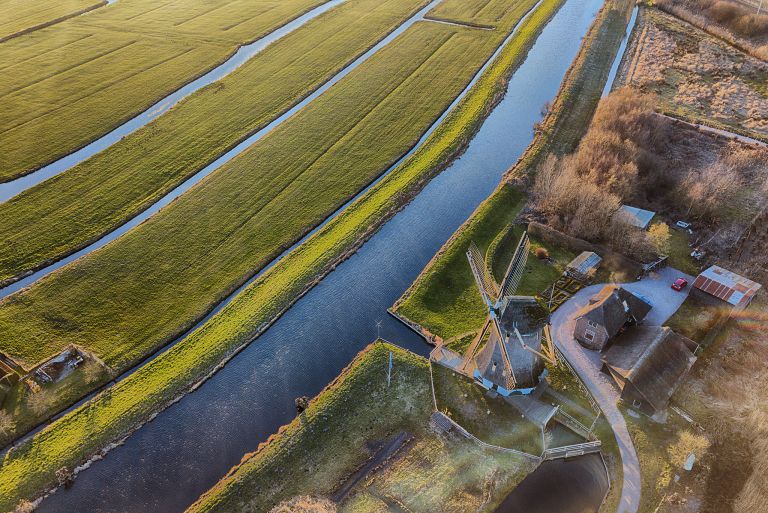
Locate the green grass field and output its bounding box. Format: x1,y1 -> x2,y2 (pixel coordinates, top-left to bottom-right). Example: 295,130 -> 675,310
0,0 -> 433,285
394,185 -> 528,339
393,0 -> 636,343
184,343 -> 532,513
432,364 -> 542,453
0,0 -> 327,181
0,12 -> 533,371
393,183 -> 577,340
0,0 -> 104,41
428,0 -> 522,27
0,1 -> 565,506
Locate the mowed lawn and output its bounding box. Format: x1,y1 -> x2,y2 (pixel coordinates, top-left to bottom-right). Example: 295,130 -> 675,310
0,3 -> 537,373
0,0 -> 326,181
0,0 -> 104,41
0,0 -> 431,285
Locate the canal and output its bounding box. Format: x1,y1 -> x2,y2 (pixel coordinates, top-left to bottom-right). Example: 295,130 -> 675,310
38,0 -> 607,510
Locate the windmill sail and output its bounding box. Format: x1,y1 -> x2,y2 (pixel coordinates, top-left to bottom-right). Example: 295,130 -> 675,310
499,231 -> 530,298
467,241 -> 498,306
492,315 -> 517,390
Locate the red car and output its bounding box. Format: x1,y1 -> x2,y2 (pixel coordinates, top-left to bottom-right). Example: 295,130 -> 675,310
671,278 -> 688,291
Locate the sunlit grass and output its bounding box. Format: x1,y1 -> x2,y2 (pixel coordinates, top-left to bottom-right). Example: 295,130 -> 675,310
0,0 -> 327,181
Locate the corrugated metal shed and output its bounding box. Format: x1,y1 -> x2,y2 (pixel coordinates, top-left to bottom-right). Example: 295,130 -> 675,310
620,205 -> 656,229
693,266 -> 762,308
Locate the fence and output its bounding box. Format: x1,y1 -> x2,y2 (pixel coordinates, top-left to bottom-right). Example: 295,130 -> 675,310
554,408 -> 597,441
554,345 -> 601,416
432,411 -> 541,462
542,440 -> 602,460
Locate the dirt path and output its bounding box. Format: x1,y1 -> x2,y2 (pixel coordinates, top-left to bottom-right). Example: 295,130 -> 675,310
331,432 -> 412,503
549,267 -> 693,513
657,113 -> 768,147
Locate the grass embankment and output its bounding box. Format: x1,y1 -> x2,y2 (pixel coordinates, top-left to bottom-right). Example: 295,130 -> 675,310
185,343 -> 533,513
393,0 -> 636,342
0,0 -> 431,284
432,365 -> 542,453
0,0 -> 105,42
0,12 -> 525,442
0,0 -> 329,182
395,185 -> 526,339
0,0 -> 566,506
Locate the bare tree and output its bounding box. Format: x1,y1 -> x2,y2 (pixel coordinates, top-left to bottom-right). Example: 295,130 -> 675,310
684,160 -> 742,220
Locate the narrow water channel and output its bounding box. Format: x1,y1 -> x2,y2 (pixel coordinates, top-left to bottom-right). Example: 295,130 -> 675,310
0,0 -> 440,297
0,0 -> 346,202
37,0 -> 606,510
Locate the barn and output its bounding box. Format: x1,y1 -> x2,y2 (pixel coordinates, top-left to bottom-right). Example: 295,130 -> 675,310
601,326 -> 698,417
692,266 -> 762,308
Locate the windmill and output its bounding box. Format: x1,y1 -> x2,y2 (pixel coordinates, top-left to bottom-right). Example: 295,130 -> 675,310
460,231 -> 557,394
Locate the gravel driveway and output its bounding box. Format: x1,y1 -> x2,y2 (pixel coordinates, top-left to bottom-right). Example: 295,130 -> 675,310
550,266 -> 694,513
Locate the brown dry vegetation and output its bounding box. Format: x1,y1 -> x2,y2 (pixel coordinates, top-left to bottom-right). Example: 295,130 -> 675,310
531,88 -> 768,270
665,297 -> 768,513
621,8 -> 768,140
656,0 -> 768,59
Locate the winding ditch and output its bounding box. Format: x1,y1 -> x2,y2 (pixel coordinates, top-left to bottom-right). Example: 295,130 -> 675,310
34,0 -> 610,511
0,0 -> 445,297
0,0 -> 346,203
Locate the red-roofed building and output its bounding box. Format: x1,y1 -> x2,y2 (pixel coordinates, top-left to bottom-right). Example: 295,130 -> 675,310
692,265 -> 762,308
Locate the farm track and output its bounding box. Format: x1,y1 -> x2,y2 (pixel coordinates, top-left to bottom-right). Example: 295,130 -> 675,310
0,0 -> 107,43
0,0 -> 437,288
0,0 -> 329,181
0,0 -> 567,507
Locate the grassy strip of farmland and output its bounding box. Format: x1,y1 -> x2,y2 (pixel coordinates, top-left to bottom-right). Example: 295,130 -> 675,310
0,0 -> 541,443
0,0 -> 565,507
0,0 -> 430,285
0,0 -> 106,42
392,0 -> 636,340
185,342 -> 533,513
187,343 -> 433,512
427,0 -> 523,27
0,0 -> 327,181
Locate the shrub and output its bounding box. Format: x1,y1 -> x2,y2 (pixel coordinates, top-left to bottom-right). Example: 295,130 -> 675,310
534,247 -> 550,259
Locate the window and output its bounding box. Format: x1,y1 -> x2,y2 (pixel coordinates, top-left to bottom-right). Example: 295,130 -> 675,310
587,320 -> 598,328
584,330 -> 595,341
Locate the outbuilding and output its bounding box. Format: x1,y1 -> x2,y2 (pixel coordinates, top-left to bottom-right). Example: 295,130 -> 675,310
601,326 -> 697,417
619,205 -> 656,230
566,251 -> 602,283
692,265 -> 762,308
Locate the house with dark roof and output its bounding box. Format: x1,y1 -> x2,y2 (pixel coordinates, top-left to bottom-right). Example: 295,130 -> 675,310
692,265 -> 762,309
573,285 -> 652,351
601,326 -> 697,417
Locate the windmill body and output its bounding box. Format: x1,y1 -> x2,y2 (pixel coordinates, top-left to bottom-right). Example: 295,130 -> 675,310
463,232 -> 556,396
